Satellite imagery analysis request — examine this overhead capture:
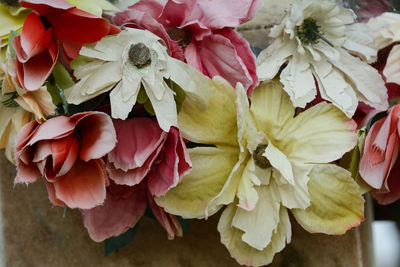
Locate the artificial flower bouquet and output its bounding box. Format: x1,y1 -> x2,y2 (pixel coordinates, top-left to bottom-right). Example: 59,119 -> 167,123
1,0 -> 400,266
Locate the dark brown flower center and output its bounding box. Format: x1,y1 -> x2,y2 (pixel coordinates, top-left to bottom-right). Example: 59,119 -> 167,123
253,144 -> 271,169
0,0 -> 20,7
128,42 -> 152,69
168,26 -> 192,47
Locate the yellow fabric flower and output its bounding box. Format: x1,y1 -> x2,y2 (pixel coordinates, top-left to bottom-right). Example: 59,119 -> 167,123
65,0 -> 118,17
156,78 -> 364,266
0,3 -> 27,54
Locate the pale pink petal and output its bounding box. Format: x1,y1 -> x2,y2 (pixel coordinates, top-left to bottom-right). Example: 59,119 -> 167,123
186,34 -> 254,92
26,116 -> 75,146
50,135 -> 79,177
218,29 -> 258,95
181,0 -> 262,29
15,120 -> 38,157
128,0 -> 164,19
372,155 -> 400,205
71,112 -> 117,161
53,159 -> 107,209
107,144 -> 162,186
147,127 -> 191,197
82,182 -> 147,242
158,0 -> 194,29
14,162 -> 41,185
107,118 -> 165,171
360,106 -> 400,189
148,192 -> 182,240
45,181 -> 66,207
184,42 -> 206,74
113,8 -> 184,60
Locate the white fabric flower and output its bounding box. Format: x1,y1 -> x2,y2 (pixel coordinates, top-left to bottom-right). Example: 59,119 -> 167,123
65,28 -> 212,132
257,0 -> 388,117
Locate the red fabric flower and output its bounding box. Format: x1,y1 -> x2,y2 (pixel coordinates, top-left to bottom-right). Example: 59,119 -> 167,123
13,0 -> 120,91
82,117 -> 190,241
113,0 -> 261,95
14,112 -> 117,209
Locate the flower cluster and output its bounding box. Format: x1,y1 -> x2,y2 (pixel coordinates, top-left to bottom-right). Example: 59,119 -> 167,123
1,0 -> 400,266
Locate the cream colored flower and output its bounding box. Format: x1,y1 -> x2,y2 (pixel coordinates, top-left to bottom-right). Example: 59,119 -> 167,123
65,28 -> 212,132
0,52 -> 56,163
257,0 -> 387,118
156,78 -> 364,266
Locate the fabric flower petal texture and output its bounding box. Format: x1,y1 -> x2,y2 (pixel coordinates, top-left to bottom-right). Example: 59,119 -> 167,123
359,105 -> 400,205
112,0 -> 261,95
257,0 -> 388,118
65,28 -> 212,132
12,0 -> 120,91
14,111 -> 117,209
82,117 -> 189,241
156,77 -> 364,266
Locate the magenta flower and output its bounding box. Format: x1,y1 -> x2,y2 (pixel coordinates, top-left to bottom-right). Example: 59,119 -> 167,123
82,118 -> 191,241
113,0 -> 261,95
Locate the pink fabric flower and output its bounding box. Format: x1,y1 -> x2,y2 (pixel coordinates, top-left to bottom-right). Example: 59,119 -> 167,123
359,105 -> 400,204
113,0 -> 261,95
82,118 -> 191,241
14,112 -> 117,209
13,0 -> 121,91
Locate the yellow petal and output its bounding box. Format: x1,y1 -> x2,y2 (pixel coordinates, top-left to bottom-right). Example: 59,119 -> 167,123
249,80 -> 295,144
292,164 -> 364,235
178,77 -> 238,147
218,203 -> 291,267
0,105 -> 14,148
232,186 -> 281,250
236,158 -> 261,211
280,102 -> 357,163
155,146 -> 239,219
0,5 -> 26,39
277,163 -> 311,210
66,0 -> 118,17
264,140 -> 294,185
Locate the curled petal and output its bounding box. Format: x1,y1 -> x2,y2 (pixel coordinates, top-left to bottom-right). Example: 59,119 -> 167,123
53,159 -> 108,209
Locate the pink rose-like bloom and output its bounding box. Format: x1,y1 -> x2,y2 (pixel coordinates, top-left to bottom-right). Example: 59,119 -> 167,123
82,118 -> 191,241
113,0 -> 261,95
359,105 -> 400,204
14,112 -> 117,209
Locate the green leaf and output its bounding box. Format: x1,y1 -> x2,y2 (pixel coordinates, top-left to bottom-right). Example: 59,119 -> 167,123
46,82 -> 63,106
144,99 -> 155,116
52,62 -> 74,90
104,225 -> 139,257
8,31 -> 19,60
137,85 -> 148,104
165,78 -> 186,113
177,216 -> 190,235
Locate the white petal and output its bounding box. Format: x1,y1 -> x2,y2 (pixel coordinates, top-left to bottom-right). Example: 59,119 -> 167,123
144,78 -> 178,132
330,48 -> 388,111
232,185 -> 281,251
383,44 -> 400,85
312,60 -> 358,117
277,163 -> 311,210
280,54 -> 317,108
264,141 -> 294,185
110,78 -> 141,120
257,40 -> 294,81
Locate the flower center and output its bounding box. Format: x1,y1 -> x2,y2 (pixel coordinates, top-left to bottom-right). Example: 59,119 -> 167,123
0,0 -> 19,7
128,42 -> 152,69
168,26 -> 192,47
253,144 -> 271,169
296,18 -> 333,47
